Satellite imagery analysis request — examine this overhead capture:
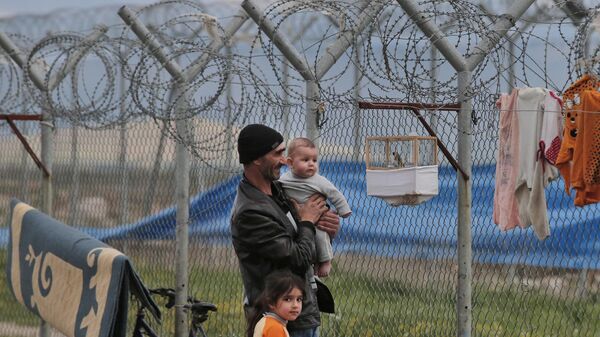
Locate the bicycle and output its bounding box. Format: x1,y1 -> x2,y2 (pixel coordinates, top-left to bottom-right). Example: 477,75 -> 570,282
133,288 -> 217,337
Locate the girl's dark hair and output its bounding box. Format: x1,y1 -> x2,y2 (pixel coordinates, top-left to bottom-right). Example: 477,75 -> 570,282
246,270 -> 305,337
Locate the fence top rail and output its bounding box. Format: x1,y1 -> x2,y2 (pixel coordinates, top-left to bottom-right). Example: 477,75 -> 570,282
358,101 -> 461,111
366,135 -> 438,142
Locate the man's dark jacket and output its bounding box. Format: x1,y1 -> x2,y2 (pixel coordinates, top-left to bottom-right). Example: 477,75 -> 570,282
230,177 -> 320,330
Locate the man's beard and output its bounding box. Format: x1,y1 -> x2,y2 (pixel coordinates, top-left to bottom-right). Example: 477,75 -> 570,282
263,164 -> 281,181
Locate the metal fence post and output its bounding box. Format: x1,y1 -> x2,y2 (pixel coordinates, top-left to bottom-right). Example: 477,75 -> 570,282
173,84 -> 190,337
117,7 -> 189,337
38,114 -> 54,337
119,68 -> 129,225
119,6 -> 248,336
352,46 -> 362,162
306,80 -> 319,142
282,60 -> 291,140
68,125 -> 80,225
1,31 -> 59,337
456,70 -> 473,337
225,45 -> 234,168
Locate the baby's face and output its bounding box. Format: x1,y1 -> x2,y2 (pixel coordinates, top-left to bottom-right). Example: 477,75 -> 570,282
288,146 -> 318,178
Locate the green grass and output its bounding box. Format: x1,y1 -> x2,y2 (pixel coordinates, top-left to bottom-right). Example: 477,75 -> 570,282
0,250 -> 39,326
1,249 -> 599,337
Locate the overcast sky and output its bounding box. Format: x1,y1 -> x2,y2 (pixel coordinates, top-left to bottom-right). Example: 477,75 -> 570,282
0,0 -> 157,18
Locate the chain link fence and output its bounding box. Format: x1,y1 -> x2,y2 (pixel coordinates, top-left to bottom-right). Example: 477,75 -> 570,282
1,0 -> 600,336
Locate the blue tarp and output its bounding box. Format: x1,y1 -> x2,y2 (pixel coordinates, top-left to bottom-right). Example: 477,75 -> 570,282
3,162 -> 599,269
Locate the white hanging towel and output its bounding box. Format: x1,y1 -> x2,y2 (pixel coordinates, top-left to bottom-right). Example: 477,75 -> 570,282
513,88 -> 562,240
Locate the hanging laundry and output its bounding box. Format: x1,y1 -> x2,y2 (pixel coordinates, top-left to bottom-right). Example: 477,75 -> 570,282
572,89 -> 600,205
555,74 -> 600,206
540,91 -> 564,165
532,89 -> 562,237
515,88 -> 547,189
493,89 -> 522,231
493,87 -> 563,240
555,74 -> 600,193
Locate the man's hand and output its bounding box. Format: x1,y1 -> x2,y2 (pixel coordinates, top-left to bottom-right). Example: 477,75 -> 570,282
317,210 -> 340,238
293,194 -> 327,224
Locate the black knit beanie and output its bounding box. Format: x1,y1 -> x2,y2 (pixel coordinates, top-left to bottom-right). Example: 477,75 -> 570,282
237,124 -> 284,164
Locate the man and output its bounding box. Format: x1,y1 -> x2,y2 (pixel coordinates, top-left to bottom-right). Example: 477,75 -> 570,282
230,124 -> 340,337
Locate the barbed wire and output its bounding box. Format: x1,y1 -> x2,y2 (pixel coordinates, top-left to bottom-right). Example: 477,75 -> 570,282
0,0 -> 599,164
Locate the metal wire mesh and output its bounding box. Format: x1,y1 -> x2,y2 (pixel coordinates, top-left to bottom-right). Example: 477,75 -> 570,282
1,0 -> 600,336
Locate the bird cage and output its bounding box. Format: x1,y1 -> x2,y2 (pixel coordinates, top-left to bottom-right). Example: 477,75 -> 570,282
365,135 -> 439,206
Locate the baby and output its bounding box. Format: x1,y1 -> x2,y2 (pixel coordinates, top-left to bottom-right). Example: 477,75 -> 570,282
280,137 -> 352,277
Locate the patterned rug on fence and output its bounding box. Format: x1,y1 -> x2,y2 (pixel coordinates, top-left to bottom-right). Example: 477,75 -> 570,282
5,198 -> 159,337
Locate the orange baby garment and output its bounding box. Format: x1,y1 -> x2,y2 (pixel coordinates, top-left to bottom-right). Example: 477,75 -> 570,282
555,74 -> 600,193
573,90 -> 600,206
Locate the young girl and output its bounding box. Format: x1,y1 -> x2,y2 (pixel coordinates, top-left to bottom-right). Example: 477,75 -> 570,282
247,271 -> 305,337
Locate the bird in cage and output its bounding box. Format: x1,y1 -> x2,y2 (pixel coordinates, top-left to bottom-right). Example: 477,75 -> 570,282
392,149 -> 404,168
